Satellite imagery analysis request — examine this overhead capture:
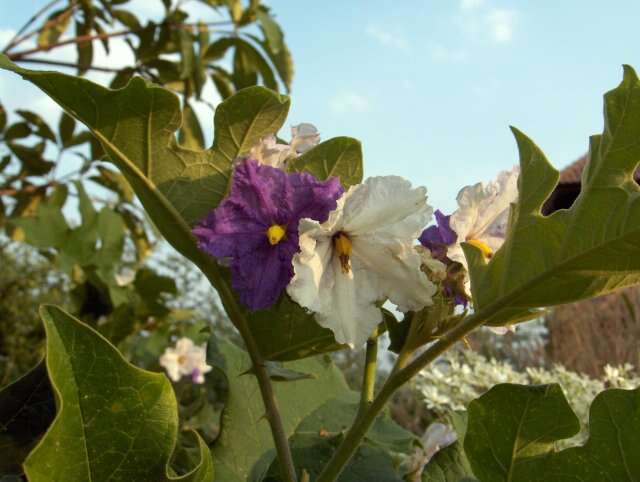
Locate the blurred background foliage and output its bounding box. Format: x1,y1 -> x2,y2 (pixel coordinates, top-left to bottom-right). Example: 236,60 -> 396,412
1,2 -> 639,477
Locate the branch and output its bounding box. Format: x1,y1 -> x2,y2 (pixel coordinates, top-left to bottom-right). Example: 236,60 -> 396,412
14,57 -> 122,73
315,301 -> 505,482
7,28 -> 134,61
2,0 -> 64,53
202,267 -> 298,482
7,20 -> 238,61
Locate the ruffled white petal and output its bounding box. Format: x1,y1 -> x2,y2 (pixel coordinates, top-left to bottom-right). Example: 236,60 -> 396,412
342,176 -> 433,239
288,176 -> 436,347
352,237 -> 435,313
448,166 -> 519,267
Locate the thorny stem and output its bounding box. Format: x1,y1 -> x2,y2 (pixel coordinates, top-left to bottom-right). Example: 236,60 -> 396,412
316,302 -> 504,482
202,265 -> 298,482
358,327 -> 379,415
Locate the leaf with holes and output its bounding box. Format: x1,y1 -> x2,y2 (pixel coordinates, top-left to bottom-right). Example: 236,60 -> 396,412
464,66 -> 640,327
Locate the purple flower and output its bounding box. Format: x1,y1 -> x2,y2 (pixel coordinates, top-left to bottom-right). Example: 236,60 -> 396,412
193,159 -> 343,311
418,209 -> 457,260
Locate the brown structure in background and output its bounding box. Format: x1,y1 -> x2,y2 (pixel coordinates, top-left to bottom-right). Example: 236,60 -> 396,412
543,155 -> 640,376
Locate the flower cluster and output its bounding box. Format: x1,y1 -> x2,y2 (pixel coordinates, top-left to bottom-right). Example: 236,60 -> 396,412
192,124 -> 520,348
418,167 -> 519,313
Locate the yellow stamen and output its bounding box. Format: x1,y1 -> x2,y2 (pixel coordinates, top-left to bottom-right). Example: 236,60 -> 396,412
467,238 -> 493,258
333,232 -> 352,273
266,224 -> 286,245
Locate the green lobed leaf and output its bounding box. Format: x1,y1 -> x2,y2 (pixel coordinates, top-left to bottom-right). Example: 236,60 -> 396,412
0,55 -> 290,267
210,338 -> 349,482
464,383 -> 640,482
24,305 -> 214,482
288,136 -> 364,188
465,65 -> 640,326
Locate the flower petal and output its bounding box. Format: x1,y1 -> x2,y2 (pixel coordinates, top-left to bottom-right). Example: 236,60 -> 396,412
342,176 -> 433,240
287,233 -> 381,347
352,237 -> 435,313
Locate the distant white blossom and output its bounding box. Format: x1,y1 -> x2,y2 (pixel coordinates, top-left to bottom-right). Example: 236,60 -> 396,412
159,337 -> 212,384
248,123 -> 320,169
447,166 -> 519,269
403,422 -> 457,480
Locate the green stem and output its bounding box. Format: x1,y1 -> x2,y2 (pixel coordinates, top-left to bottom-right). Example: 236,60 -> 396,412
202,263 -> 297,482
358,328 -> 379,414
315,305 -> 498,482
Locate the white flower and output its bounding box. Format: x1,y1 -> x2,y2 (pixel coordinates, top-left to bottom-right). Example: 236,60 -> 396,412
422,422 -> 457,460
248,123 -> 321,169
287,176 -> 436,347
159,337 -> 212,384
447,166 -> 519,268
115,267 -> 135,287
403,422 -> 457,480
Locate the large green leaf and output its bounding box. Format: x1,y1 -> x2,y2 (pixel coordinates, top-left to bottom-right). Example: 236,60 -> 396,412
465,383 -> 640,482
465,66 -> 640,326
246,295 -> 344,361
209,338 -> 349,482
263,393 -> 416,481
24,305 -> 213,482
0,55 -> 290,267
0,361 -> 55,477
288,136 -> 364,188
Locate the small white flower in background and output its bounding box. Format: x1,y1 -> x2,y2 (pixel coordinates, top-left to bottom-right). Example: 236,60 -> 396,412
159,337 -> 212,384
287,176 -> 436,347
447,166 -> 519,269
248,123 -> 321,169
422,422 -> 457,460
290,122 -> 320,154
403,422 -> 457,480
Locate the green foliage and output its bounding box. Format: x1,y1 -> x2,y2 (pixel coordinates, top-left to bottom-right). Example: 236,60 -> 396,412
0,57 -> 366,362
466,65 -> 640,327
209,338 -> 349,481
264,393 -> 416,481
288,137 -> 364,189
464,383 -> 640,482
25,305 -> 213,482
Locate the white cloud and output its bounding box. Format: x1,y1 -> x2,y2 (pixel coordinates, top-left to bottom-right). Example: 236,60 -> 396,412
485,8 -> 517,43
0,29 -> 16,49
329,92 -> 372,114
365,24 -> 409,51
460,0 -> 485,11
429,44 -> 468,63
456,2 -> 518,44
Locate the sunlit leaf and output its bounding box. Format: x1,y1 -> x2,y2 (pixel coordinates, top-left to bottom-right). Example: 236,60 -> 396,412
465,66 -> 640,327
464,383 -> 640,482
24,305 -> 214,482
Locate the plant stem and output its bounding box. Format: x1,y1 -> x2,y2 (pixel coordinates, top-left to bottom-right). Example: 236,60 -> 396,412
358,327 -> 379,414
315,305 -> 497,482
202,264 -> 298,482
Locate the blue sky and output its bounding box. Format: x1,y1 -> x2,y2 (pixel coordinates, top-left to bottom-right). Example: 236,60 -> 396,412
2,0 -> 640,211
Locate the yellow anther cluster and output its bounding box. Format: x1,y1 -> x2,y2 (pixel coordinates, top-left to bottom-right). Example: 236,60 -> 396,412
467,238 -> 493,258
266,224 -> 286,245
333,232 -> 352,273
